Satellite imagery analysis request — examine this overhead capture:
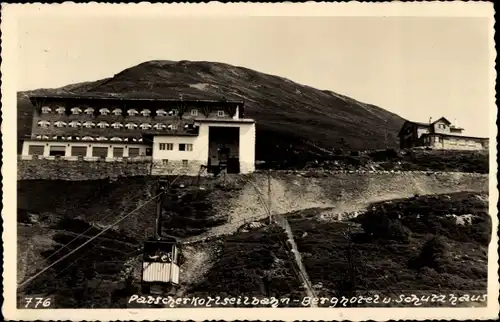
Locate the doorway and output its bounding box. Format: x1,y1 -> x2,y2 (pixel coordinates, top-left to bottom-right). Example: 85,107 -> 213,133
208,126 -> 240,174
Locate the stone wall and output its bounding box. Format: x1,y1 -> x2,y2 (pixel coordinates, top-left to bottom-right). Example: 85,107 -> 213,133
150,160 -> 205,176
17,158 -> 152,181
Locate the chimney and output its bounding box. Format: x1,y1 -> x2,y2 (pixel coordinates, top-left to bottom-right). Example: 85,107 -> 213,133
429,117 -> 432,124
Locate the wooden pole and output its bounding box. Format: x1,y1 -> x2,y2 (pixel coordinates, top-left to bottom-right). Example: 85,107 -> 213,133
268,169 -> 272,224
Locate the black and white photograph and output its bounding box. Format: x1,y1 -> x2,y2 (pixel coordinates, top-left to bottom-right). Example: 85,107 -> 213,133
1,2 -> 498,321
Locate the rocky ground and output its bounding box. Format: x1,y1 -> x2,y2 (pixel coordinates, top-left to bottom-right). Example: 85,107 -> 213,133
16,171 -> 491,308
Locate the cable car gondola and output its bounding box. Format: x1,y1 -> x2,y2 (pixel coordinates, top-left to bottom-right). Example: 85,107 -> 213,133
141,179 -> 181,294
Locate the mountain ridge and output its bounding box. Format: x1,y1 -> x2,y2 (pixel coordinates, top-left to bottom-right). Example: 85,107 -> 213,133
17,60 -> 406,163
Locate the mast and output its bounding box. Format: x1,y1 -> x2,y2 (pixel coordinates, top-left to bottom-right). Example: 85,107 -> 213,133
155,180 -> 168,240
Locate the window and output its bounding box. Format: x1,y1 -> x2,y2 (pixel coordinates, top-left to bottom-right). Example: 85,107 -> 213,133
156,109 -> 167,116
153,123 -> 165,130
28,145 -> 45,156
37,120 -> 50,128
113,147 -> 124,157
171,124 -> 178,130
71,146 -> 87,156
71,107 -> 82,115
96,136 -> 108,141
41,106 -> 51,114
127,109 -> 139,116
171,109 -> 178,116
49,145 -> 66,157
190,109 -> 198,116
125,123 -> 138,129
83,121 -> 95,128
112,108 -> 122,115
56,107 -> 66,114
159,143 -> 173,151
111,122 -> 123,129
162,159 -> 169,166
141,109 -> 151,116
84,108 -> 95,115
99,108 -> 110,115
140,123 -> 152,130
54,121 -> 67,128
82,136 -> 94,141
97,121 -> 109,128
92,147 -> 108,158
179,143 -> 193,151
110,137 -> 123,142
128,148 -> 140,157
182,160 -> 188,167
69,121 -> 81,128
217,110 -> 225,117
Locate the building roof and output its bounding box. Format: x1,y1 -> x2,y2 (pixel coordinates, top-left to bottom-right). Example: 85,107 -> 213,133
431,117 -> 452,125
28,93 -> 244,105
398,116 -> 459,136
397,120 -> 429,136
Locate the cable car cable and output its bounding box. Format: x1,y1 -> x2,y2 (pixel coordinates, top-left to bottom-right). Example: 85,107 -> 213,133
25,189 -> 150,273
18,191 -> 165,290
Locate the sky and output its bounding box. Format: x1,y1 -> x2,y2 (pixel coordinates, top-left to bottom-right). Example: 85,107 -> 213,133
16,11 -> 494,137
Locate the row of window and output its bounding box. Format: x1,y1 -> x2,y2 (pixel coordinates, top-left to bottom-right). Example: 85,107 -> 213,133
41,106 -> 227,117
34,135 -> 143,142
158,143 -> 193,152
425,136 -> 479,147
448,139 -> 477,146
162,159 -> 189,167
36,120 -> 195,130
28,145 -> 144,158
28,145 -> 191,167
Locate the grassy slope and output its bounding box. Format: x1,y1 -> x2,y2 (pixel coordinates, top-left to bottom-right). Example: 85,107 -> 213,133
17,60 -> 406,158
287,191 -> 490,307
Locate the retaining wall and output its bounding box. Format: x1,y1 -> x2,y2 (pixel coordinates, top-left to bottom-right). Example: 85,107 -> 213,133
17,158 -> 152,181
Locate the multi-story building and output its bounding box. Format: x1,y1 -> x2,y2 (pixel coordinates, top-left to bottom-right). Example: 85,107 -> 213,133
398,117 -> 488,151
20,94 -> 256,174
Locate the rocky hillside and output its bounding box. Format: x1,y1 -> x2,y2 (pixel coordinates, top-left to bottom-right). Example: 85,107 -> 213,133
17,60 -> 406,160
17,174 -> 489,308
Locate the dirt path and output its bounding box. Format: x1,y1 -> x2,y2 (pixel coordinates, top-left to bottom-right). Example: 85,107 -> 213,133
174,246 -> 212,297
274,214 -> 317,307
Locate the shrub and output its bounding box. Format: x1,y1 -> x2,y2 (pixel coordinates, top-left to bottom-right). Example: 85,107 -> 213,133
350,151 -> 360,157
368,149 -> 399,162
17,209 -> 32,224
418,235 -> 451,271
358,212 -> 411,243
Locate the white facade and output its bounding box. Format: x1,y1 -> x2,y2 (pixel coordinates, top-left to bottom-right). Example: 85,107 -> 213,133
21,140 -> 149,159
152,120 -> 256,174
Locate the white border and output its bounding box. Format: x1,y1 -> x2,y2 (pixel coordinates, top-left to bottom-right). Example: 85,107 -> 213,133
2,2 -> 498,321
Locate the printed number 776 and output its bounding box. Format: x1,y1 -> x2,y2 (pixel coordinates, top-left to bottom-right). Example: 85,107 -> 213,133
24,297 -> 51,308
